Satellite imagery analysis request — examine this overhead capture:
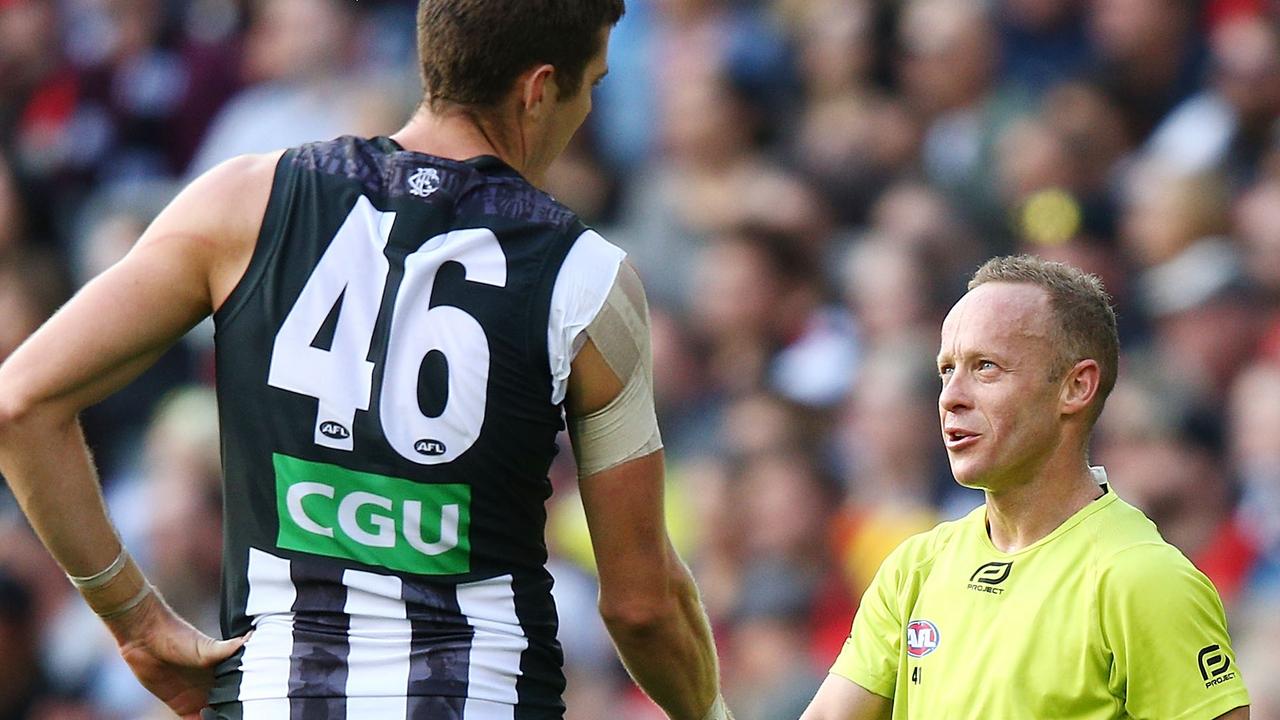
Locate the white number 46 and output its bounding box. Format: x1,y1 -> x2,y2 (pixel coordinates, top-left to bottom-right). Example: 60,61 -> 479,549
267,196 -> 506,465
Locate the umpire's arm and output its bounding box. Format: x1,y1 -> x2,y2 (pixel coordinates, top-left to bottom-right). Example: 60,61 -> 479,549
802,675 -> 891,720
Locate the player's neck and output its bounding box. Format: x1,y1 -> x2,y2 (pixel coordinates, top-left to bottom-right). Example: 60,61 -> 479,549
983,455 -> 1102,553
391,105 -> 538,183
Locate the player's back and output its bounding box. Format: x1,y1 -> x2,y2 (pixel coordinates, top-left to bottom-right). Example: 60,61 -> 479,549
208,135 -> 618,718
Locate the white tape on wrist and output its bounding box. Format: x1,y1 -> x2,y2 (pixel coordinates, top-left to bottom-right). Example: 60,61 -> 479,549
67,548 -> 128,590
701,694 -> 729,720
98,582 -> 154,620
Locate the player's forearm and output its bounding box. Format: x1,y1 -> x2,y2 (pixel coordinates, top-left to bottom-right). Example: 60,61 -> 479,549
0,401 -> 125,578
601,556 -> 723,720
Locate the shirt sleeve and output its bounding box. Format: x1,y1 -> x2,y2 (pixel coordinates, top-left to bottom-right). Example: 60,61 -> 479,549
546,229 -> 626,405
1098,543 -> 1251,720
830,541 -> 908,699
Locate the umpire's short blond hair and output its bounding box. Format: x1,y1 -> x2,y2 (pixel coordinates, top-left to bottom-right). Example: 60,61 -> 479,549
969,255 -> 1119,423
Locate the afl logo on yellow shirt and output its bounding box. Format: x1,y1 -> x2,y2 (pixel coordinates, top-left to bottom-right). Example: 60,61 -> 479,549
906,620 -> 940,657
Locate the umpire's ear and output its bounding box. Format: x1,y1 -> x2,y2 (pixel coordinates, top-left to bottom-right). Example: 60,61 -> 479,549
1059,358 -> 1100,418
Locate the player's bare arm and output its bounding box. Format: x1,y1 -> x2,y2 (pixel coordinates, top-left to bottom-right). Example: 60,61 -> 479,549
800,673 -> 892,720
1216,707 -> 1250,718
565,263 -> 728,720
0,150 -> 280,718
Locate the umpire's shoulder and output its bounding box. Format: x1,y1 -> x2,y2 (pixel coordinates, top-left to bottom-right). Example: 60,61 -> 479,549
1093,498 -> 1217,603
1096,539 -> 1212,598
882,507 -> 978,576
1092,494 -> 1194,569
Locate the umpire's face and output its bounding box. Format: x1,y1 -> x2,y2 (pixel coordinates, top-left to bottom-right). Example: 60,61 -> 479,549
936,283 -> 1064,492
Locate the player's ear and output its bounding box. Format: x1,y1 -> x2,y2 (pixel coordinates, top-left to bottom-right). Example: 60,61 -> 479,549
519,64 -> 557,116
1059,358 -> 1100,418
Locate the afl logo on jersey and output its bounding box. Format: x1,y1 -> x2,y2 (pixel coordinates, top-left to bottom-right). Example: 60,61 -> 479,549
408,167 -> 441,198
319,422 -> 350,440
906,620 -> 940,657
414,439 -> 447,456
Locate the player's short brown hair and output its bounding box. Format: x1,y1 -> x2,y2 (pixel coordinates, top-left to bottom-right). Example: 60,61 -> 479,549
416,0 -> 625,111
969,255 -> 1119,422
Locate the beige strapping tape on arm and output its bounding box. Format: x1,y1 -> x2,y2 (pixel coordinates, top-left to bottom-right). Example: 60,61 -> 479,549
568,263 -> 663,477
702,694 -> 730,720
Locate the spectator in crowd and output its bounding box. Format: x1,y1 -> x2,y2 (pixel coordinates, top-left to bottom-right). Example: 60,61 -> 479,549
1235,178 -> 1280,312
0,251 -> 66,365
0,570 -> 46,720
1089,0 -> 1206,142
1145,13 -> 1280,183
864,181 -> 984,292
690,225 -> 856,406
186,0 -> 398,175
728,446 -> 854,666
788,0 -> 920,226
1229,361 -> 1280,590
619,70 -> 825,309
0,156 -> 26,256
647,309 -> 721,459
130,388 -> 223,632
0,568 -> 99,718
899,0 -> 1031,239
995,0 -> 1092,94
1233,595 -> 1280,718
830,335 -> 949,604
0,0 -> 75,245
725,561 -> 825,720
841,238 -> 939,349
1138,249 -> 1264,399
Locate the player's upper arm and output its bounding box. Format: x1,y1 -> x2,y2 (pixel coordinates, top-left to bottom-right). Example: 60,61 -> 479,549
801,674 -> 892,720
564,260 -> 662,476
563,259 -> 673,614
1098,544 -> 1251,719
571,336 -> 672,617
0,152 -> 279,422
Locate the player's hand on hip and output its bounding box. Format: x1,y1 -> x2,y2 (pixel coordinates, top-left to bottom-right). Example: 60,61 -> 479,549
102,591 -> 248,719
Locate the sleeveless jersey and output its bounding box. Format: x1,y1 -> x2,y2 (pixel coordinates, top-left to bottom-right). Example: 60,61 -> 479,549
208,136 -> 623,719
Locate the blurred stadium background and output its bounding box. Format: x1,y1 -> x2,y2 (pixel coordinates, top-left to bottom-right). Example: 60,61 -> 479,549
2,0 -> 1280,717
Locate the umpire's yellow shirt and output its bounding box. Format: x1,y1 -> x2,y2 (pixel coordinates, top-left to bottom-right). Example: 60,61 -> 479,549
831,472 -> 1251,719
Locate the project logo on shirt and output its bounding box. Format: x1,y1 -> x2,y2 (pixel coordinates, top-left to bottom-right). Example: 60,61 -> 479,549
1198,645 -> 1236,688
906,620 -> 941,657
967,561 -> 1013,596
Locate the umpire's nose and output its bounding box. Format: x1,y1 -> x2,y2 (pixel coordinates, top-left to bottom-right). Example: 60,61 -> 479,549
938,367 -> 972,418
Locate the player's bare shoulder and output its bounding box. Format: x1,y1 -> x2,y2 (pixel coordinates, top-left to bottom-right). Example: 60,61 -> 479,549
201,151 -> 284,234
201,152 -> 282,246
150,151 -> 285,310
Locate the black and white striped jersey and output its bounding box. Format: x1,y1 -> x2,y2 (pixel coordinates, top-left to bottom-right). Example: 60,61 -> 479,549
207,136 -> 625,719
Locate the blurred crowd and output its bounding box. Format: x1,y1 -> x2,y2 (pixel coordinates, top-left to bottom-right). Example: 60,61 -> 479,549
2,0 -> 1280,717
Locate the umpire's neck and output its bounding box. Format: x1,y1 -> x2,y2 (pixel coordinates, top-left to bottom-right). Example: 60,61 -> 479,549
983,436 -> 1103,554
